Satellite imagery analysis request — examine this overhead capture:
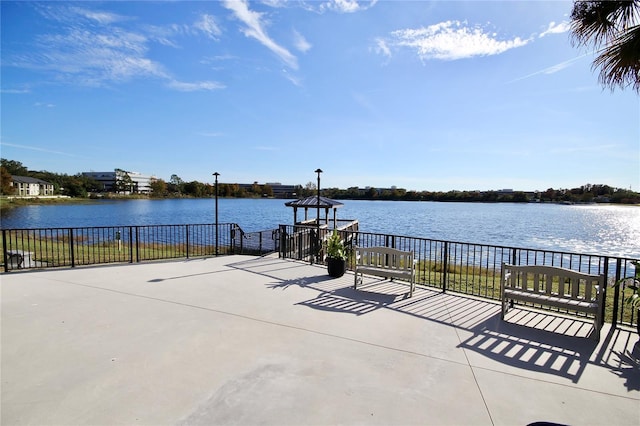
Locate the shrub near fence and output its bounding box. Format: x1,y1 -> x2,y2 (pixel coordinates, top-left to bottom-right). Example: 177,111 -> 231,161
278,224 -> 639,329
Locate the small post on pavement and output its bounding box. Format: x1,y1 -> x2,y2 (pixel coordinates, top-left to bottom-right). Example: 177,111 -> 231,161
315,168 -> 322,264
213,172 -> 220,256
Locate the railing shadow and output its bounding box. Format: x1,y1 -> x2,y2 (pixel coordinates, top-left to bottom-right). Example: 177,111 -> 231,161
296,285 -> 400,316
456,310 -> 598,383
228,256 -> 640,388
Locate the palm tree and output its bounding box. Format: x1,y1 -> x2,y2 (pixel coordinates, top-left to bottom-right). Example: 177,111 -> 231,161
570,0 -> 640,93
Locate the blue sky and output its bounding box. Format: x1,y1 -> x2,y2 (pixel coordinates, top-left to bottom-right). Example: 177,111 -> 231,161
1,0 -> 638,192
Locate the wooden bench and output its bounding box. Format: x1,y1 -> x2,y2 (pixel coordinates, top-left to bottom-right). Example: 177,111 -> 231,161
500,263 -> 604,340
354,247 -> 415,297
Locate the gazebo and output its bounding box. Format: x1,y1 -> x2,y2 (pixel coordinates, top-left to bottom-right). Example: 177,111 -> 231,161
285,196 -> 344,229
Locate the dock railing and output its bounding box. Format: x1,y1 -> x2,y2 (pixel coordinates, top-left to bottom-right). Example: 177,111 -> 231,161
278,224 -> 639,329
2,223 -> 638,329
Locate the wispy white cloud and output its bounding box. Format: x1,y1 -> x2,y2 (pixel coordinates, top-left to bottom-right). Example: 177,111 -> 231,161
539,21 -> 571,38
69,6 -> 127,25
34,102 -> 55,108
293,29 -> 312,53
1,87 -> 31,94
194,14 -> 222,40
12,27 -> 169,86
319,0 -> 378,13
373,38 -> 391,59
508,53 -> 590,83
168,80 -> 225,91
34,3 -> 128,25
222,0 -> 298,69
10,5 -> 225,92
0,142 -> 79,157
282,68 -> 302,86
388,21 -> 529,61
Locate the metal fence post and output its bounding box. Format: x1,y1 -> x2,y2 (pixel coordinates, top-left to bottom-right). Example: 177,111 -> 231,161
612,258 -> 622,328
442,241 -> 448,293
69,228 -> 75,268
135,227 -> 140,263
2,229 -> 8,273
601,257 -> 609,327
128,226 -> 134,263
279,225 -> 287,259
186,225 -> 190,259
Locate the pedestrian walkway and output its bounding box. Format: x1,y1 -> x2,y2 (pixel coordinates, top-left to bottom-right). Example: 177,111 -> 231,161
1,255 -> 638,425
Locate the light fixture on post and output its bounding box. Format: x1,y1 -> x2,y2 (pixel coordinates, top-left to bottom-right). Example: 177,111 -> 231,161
213,172 -> 220,256
315,168 -> 323,264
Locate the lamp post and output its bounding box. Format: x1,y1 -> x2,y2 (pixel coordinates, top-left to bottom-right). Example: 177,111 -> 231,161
315,168 -> 322,263
213,172 -> 220,256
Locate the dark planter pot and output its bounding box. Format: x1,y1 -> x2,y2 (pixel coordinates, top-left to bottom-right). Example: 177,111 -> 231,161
327,257 -> 346,278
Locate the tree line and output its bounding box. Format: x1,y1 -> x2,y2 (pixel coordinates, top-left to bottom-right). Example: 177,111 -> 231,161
1,158 -> 638,204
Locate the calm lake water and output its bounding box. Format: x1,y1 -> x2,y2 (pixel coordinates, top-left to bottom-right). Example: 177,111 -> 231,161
1,198 -> 639,258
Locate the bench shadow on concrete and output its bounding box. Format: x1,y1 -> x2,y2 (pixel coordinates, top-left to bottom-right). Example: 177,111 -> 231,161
227,257 -> 640,388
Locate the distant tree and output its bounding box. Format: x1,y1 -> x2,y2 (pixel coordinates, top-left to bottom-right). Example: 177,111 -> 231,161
63,177 -> 88,197
149,178 -> 168,197
301,181 -> 316,197
114,170 -> 134,194
184,180 -> 208,197
0,166 -> 15,194
364,187 -> 378,199
512,192 -> 529,202
1,159 -> 29,175
570,0 -> 640,92
168,174 -> 184,194
251,182 -> 262,196
221,183 -> 239,197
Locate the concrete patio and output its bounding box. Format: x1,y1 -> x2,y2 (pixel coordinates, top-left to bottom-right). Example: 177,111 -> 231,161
1,255 -> 639,425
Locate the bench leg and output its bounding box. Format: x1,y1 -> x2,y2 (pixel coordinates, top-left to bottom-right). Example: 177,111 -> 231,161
501,297 -> 509,320
593,315 -> 601,341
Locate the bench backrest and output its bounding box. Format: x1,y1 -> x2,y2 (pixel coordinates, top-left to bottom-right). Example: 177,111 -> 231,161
501,263 -> 603,302
355,247 -> 414,271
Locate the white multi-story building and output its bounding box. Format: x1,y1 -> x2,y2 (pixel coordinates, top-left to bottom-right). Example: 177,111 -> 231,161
82,170 -> 155,194
10,176 -> 55,196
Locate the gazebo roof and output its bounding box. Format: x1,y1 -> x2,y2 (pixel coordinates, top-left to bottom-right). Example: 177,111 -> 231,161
285,196 -> 344,209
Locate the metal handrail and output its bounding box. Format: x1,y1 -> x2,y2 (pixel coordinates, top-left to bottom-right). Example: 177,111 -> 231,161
277,224 -> 639,328
2,223 -> 637,328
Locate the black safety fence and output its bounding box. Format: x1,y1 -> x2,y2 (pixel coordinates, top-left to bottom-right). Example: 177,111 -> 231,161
278,224 -> 639,329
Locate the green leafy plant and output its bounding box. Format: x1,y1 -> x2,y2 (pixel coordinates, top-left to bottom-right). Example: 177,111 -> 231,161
616,260 -> 640,310
325,230 -> 346,260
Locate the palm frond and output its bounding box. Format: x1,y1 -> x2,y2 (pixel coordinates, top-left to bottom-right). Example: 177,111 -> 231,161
594,24 -> 640,91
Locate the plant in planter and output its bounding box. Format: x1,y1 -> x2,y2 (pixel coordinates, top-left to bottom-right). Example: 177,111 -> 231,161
615,260 -> 640,336
325,230 -> 347,278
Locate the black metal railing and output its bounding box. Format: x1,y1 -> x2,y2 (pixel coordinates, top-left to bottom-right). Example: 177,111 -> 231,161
278,224 -> 639,329
0,223 -> 264,270
3,223 -> 638,329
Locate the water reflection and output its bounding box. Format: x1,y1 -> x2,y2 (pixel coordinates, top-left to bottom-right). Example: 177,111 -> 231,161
1,199 -> 638,258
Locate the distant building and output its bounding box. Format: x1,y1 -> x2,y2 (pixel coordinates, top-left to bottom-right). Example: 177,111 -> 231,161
236,182 -> 297,198
10,175 -> 54,196
82,170 -> 155,194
